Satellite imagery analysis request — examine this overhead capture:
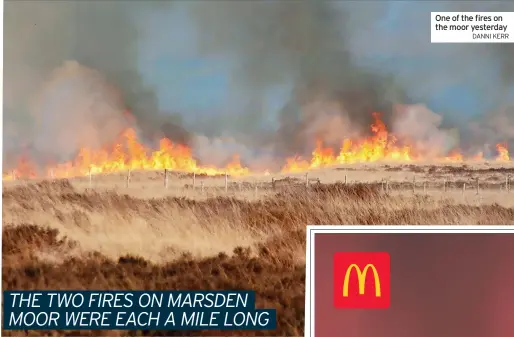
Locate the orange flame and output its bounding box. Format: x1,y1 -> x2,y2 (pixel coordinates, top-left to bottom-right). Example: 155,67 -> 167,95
3,113 -> 512,180
496,144 -> 510,161
281,113 -> 510,172
5,128 -> 249,180
282,112 -> 413,172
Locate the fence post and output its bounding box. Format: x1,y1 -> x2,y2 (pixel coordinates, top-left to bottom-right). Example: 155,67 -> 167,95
386,180 -> 389,193
443,179 -> 447,192
88,168 -> 92,188
225,172 -> 228,192
305,172 -> 309,188
412,176 -> 416,193
126,170 -> 131,188
164,169 -> 168,189
272,177 -> 276,190
476,177 -> 479,195
507,175 -> 510,192
193,172 -> 196,189
344,174 -> 347,185
462,182 -> 466,194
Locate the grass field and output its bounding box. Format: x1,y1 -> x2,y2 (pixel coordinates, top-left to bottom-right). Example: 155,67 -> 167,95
3,162 -> 514,336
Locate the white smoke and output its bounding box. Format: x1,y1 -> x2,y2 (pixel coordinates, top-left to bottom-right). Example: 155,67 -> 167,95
392,104 -> 459,158
31,61 -> 132,161
301,98 -> 362,148
191,134 -> 277,172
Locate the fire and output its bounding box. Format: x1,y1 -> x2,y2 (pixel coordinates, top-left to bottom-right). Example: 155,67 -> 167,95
3,113 -> 513,181
472,152 -> 484,161
496,144 -> 510,161
3,156 -> 37,181
281,112 -> 510,173
444,149 -> 463,162
282,112 -> 412,173
5,128 -> 249,180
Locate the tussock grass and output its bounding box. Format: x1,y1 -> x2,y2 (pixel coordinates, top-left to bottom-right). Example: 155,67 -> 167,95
3,164 -> 514,336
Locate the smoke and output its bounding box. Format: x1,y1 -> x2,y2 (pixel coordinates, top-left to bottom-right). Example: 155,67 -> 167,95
358,1 -> 514,152
191,135 -> 278,172
7,0 -> 514,172
186,1 -> 399,157
392,104 -> 459,158
3,1 -> 188,168
30,61 -> 131,162
298,99 -> 360,149
186,1 -> 514,158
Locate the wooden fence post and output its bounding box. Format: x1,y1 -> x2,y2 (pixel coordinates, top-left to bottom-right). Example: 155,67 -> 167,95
164,169 -> 168,189
462,182 -> 466,194
272,177 -> 276,190
126,170 -> 131,188
193,172 -> 196,189
344,174 -> 347,185
476,178 -> 479,195
412,176 -> 416,193
305,173 -> 309,187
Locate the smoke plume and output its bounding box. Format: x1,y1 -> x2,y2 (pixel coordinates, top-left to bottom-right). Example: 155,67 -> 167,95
30,61 -> 131,162
3,1 -> 188,168
187,1 -> 400,157
392,104 -> 459,158
7,1 -> 514,172
186,1 -> 514,158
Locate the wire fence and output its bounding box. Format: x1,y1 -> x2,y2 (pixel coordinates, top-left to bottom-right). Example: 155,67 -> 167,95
6,168 -> 514,201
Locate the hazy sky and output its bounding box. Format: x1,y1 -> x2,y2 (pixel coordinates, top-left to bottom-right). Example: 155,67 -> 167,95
135,1 -> 508,128
6,0 -> 513,137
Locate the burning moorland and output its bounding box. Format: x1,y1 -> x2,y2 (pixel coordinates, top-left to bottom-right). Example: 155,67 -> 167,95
4,60 -> 514,337
3,108 -> 512,181
5,1 -> 514,335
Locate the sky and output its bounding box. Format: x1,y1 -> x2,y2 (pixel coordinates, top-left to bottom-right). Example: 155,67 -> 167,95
135,1 -> 509,129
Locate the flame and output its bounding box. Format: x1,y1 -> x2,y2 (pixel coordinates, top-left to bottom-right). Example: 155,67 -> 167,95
496,144 -> 510,161
472,152 -> 484,161
281,113 -> 510,173
282,112 -> 412,172
444,149 -> 463,163
5,128 -> 250,180
3,155 -> 38,181
3,113 -> 512,180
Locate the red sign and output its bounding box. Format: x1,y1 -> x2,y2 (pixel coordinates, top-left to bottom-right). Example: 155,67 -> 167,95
333,252 -> 390,309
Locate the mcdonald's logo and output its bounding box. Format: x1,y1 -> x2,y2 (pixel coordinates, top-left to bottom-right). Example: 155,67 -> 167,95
333,252 -> 390,309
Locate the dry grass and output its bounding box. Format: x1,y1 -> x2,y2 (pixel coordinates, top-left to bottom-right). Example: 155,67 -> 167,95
3,163 -> 514,336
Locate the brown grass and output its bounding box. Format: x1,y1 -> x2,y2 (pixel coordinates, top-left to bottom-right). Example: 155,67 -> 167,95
3,164 -> 514,336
